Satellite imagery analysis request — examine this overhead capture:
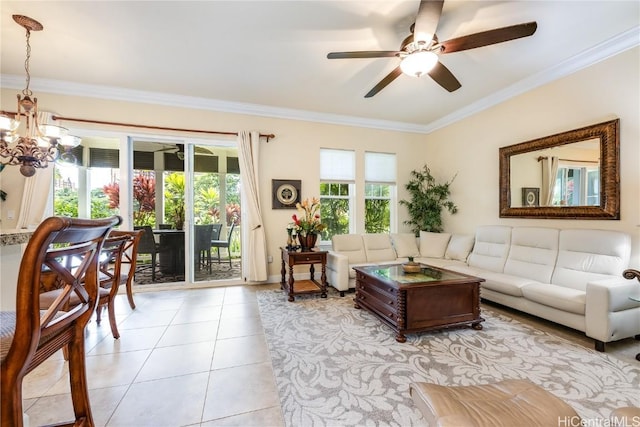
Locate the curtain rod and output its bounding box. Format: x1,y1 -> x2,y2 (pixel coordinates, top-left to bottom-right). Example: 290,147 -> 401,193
0,110 -> 275,142
51,115 -> 275,142
536,156 -> 598,164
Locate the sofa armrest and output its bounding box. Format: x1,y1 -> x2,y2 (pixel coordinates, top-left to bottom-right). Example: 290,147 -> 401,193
585,278 -> 640,342
327,251 -> 350,292
586,278 -> 640,312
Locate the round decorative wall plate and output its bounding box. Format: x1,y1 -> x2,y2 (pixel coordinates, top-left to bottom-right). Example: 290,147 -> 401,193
272,179 -> 301,209
276,183 -> 297,206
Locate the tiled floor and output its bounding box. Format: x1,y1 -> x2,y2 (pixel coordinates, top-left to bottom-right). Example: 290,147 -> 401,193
23,284 -> 285,427
22,284 -> 639,426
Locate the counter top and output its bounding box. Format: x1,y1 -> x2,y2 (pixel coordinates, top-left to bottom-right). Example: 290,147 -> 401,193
0,229 -> 34,246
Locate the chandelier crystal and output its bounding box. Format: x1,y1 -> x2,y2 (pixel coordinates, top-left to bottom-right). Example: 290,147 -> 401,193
0,15 -> 80,177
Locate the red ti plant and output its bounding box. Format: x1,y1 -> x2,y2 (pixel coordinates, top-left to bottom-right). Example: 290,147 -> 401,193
103,173 -> 157,226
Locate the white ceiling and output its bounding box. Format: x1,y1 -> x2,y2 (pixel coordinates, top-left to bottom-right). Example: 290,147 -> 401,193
1,1 -> 638,134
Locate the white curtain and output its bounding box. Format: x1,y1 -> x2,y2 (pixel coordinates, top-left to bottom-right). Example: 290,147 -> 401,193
238,131 -> 268,282
17,111 -> 55,228
541,156 -> 559,206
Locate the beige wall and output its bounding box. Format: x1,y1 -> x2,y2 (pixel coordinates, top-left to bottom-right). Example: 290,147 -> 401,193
0,90 -> 429,278
424,46 -> 640,268
1,46 -> 638,277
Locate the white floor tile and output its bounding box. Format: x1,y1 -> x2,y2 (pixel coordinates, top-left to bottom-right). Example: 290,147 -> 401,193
107,372 -> 209,427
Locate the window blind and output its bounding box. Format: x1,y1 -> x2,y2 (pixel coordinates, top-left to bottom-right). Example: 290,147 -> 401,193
320,149 -> 355,181
365,152 -> 396,183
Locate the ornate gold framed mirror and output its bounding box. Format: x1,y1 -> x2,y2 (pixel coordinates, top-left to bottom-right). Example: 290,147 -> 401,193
499,119 -> 620,219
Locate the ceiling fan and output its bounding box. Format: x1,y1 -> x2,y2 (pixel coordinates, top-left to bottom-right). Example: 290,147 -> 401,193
155,144 -> 213,160
327,0 -> 537,98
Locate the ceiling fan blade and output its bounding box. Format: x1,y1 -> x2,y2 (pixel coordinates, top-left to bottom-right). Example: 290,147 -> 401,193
439,22 -> 538,54
156,146 -> 177,153
365,66 -> 402,98
428,61 -> 461,92
413,0 -> 444,44
195,146 -> 213,155
327,51 -> 399,59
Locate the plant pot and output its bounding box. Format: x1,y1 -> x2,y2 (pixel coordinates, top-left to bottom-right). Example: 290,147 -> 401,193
298,233 -> 318,251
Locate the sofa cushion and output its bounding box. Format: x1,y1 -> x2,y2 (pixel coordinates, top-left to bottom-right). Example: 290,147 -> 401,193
481,271 -> 541,297
467,225 -> 512,273
390,233 -> 420,258
552,229 -> 631,291
522,283 -> 586,315
362,234 -> 396,263
503,227 -> 559,284
332,234 -> 367,264
445,234 -> 474,262
419,231 -> 451,258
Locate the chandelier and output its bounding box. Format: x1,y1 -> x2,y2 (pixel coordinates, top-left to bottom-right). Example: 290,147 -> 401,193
0,15 -> 80,177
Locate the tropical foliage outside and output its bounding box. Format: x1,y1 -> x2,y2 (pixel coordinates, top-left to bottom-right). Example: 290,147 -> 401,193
54,168 -> 242,229
319,182 -> 349,241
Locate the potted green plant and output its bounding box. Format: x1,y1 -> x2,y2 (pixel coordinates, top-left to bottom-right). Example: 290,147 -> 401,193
400,164 -> 458,235
169,202 -> 185,230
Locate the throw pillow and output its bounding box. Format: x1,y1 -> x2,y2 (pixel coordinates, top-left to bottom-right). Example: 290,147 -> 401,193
419,231 -> 451,258
390,233 -> 420,258
445,234 -> 475,261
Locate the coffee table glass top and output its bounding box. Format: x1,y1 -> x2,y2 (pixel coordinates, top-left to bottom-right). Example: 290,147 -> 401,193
357,264 -> 468,284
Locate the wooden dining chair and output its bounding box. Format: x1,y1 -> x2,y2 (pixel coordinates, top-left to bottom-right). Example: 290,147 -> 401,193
108,229 -> 143,309
95,234 -> 130,339
1,215 -> 121,427
39,233 -> 129,340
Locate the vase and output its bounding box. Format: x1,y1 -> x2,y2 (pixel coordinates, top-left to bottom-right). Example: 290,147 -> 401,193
402,261 -> 421,273
298,233 -> 318,251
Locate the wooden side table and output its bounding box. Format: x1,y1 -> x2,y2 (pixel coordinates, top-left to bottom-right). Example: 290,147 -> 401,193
630,295 -> 640,362
280,247 -> 328,302
623,269 -> 640,362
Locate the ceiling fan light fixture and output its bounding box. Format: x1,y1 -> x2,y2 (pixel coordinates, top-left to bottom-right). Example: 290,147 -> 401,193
400,51 -> 438,77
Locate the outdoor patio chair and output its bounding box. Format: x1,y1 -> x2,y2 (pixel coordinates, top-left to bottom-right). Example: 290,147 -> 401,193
195,224 -> 214,273
134,225 -> 161,281
1,215 -> 121,427
211,222 -> 236,268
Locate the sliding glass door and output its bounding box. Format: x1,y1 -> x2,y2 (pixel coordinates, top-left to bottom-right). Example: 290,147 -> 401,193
53,133 -> 241,288
189,144 -> 242,283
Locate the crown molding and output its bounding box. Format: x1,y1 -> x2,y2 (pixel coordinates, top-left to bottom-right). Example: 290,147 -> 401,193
1,26 -> 637,136
0,75 -> 427,134
423,26 -> 640,134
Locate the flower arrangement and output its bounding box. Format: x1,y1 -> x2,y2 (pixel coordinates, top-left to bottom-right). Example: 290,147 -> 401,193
289,197 -> 326,236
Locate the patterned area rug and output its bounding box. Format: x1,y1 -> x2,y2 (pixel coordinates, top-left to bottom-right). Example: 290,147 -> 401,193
257,290 -> 640,427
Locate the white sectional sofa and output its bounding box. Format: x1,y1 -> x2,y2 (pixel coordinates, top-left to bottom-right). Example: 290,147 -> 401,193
326,226 -> 640,351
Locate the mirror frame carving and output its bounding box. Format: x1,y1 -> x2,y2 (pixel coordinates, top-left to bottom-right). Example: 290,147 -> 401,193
499,119 -> 620,219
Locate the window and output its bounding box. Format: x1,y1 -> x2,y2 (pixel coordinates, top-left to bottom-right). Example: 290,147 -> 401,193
364,152 -> 396,233
320,149 -> 355,241
553,164 -> 599,206
53,163 -> 80,217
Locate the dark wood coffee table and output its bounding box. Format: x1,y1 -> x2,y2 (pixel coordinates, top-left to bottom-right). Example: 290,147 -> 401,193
353,264 -> 485,342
